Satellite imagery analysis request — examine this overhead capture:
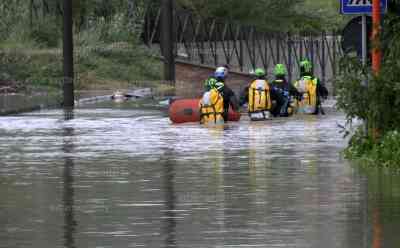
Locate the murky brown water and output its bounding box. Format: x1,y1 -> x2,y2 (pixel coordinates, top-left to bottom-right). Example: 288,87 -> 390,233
1,104 -> 400,248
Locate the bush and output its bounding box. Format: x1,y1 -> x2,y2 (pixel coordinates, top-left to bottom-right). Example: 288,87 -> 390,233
346,129 -> 400,167
377,131 -> 400,166
73,18 -> 162,90
337,14 -> 400,134
337,14 -> 400,167
29,20 -> 61,48
336,57 -> 400,135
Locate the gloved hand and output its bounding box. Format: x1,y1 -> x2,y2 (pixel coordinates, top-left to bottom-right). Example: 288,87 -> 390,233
283,91 -> 289,97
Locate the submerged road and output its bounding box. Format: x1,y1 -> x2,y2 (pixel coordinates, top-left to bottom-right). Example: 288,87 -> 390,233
0,103 -> 399,248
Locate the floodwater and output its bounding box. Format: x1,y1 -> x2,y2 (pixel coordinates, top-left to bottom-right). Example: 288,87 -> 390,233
0,103 -> 400,248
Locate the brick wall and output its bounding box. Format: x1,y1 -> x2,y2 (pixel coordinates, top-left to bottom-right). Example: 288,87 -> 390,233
175,61 -> 253,98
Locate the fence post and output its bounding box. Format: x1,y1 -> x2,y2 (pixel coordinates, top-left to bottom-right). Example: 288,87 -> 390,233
161,0 -> 176,82
288,33 -> 292,84
321,32 -> 326,89
332,31 -> 337,96
63,0 -> 74,108
239,26 -> 244,72
276,34 -> 280,65
310,33 -> 315,68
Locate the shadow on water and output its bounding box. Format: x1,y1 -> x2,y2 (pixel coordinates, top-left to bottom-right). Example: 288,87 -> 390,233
62,109 -> 77,248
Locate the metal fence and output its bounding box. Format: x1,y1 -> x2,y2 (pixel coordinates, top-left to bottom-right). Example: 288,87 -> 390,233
143,5 -> 343,92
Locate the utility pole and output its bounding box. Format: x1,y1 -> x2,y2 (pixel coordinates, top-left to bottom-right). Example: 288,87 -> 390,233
361,15 -> 368,69
63,0 -> 74,108
362,15 -> 368,135
371,0 -> 382,139
161,0 -> 175,82
372,0 -> 381,74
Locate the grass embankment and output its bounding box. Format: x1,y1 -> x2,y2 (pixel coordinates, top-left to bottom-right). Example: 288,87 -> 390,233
0,41 -> 163,94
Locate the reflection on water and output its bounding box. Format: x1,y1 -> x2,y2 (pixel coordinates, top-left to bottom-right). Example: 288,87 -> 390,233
63,109 -> 76,248
0,106 -> 400,248
163,149 -> 177,248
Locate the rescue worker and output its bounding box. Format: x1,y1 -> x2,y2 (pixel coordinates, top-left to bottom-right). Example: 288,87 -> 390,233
213,66 -> 240,122
199,77 -> 225,125
294,60 -> 328,115
240,68 -> 283,121
270,64 -> 302,117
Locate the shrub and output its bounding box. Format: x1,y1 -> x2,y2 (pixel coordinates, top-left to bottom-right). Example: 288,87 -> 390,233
345,129 -> 400,167
336,14 -> 400,135
337,14 -> 400,167
29,18 -> 61,48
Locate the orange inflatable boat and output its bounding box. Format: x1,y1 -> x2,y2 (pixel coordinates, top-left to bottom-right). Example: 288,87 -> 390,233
168,99 -> 241,124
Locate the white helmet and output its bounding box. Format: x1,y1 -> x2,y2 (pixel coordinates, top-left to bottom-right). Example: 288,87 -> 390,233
215,66 -> 228,77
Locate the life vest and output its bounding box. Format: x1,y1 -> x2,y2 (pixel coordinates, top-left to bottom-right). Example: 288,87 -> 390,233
199,88 -> 224,125
294,76 -> 318,114
248,79 -> 272,120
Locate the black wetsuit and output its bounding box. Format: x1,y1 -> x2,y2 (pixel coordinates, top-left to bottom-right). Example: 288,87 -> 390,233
315,77 -> 329,115
271,76 -> 302,116
220,84 -> 239,122
204,76 -> 239,121
271,76 -> 301,98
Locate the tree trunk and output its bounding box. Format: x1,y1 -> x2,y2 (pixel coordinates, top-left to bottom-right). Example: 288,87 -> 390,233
127,0 -> 137,33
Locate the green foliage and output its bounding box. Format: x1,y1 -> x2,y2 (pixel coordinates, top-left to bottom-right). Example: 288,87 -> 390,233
337,14 -> 400,167
0,1 -> 29,40
72,16 -> 161,90
0,49 -> 63,91
301,0 -> 349,30
345,129 -> 400,167
337,14 -> 400,134
0,0 -> 159,92
30,18 -> 61,48
176,0 -> 345,32
345,127 -> 376,160
177,0 -> 302,31
378,131 -> 400,165
98,15 -> 133,43
335,57 -> 369,123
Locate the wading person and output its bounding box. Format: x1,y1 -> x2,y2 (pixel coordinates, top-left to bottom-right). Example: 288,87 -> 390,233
240,68 -> 283,121
270,64 -> 302,117
294,60 -> 328,115
199,77 -> 225,125
214,66 -> 239,122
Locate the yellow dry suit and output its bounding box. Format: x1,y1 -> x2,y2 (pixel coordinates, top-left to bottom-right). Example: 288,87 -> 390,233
294,76 -> 318,114
200,88 -> 225,125
248,79 -> 272,120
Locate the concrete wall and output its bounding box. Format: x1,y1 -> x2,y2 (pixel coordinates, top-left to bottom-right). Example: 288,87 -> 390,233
175,61 -> 253,98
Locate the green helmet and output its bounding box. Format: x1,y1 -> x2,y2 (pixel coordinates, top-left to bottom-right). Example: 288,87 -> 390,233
300,60 -> 313,74
255,68 -> 266,78
204,77 -> 217,90
274,64 -> 287,76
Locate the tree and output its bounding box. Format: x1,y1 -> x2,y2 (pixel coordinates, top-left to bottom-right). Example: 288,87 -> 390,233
175,0 -> 325,32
